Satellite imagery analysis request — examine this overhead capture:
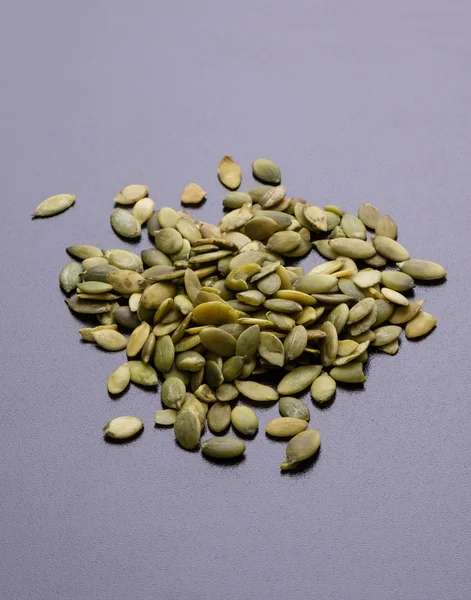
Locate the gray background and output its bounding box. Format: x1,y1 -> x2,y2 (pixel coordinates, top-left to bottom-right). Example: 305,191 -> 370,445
1,1 -> 470,599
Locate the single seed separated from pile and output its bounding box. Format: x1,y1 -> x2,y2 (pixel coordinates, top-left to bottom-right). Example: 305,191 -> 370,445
52,158 -> 447,470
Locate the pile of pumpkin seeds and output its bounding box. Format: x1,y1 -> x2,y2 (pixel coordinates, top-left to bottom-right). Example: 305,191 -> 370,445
49,156 -> 446,470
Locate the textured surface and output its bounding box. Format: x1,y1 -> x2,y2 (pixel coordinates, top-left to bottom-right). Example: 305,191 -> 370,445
1,1 -> 470,599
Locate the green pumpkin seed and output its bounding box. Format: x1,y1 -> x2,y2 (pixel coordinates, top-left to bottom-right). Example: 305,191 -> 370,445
347,297 -> 375,325
263,299 -> 302,314
364,253 -> 388,268
140,282 -> 177,309
202,436 -> 246,459
341,214 -> 367,239
397,259 -> 447,280
174,410 -> 201,449
279,397 -> 310,421
67,245 -> 103,260
244,216 -> 278,240
330,362 -> 366,383
154,409 -> 178,426
161,377 -> 186,409
333,340 -> 370,366
266,231 -> 301,254
328,238 -> 376,259
375,214 -> 397,239
358,203 -> 382,228
372,236 -> 410,262
292,274 -> 337,294
381,287 -> 409,306
337,278 -> 365,301
277,365 -> 322,395
389,300 -> 425,325
308,259 -> 345,276
234,324 -> 260,358
104,249 -> 143,272
32,193 -> 75,218
222,356 -> 245,381
235,380 -> 278,401
310,372 -> 336,404
257,273 -> 282,295
325,211 -> 341,231
180,183 -> 206,205
374,299 -> 395,326
337,340 -> 359,356
236,290 -> 266,306
106,270 -> 147,295
82,264 -> 119,283
378,340 -> 399,355
132,197 -> 155,225
252,158 -> 281,184
303,205 -> 327,232
260,185 -> 287,209
65,297 -> 112,314
141,332 -> 156,364
266,417 -> 308,437
380,271 -> 415,292
181,396 -> 207,427
199,327 -> 237,357
128,361 -> 158,386
207,402 -> 231,432
107,363 -> 131,394
110,208 -> 141,238
231,406 -> 259,436
216,383 -> 239,402
325,303 -> 349,335
223,191 -> 252,209
76,281 -> 113,294
205,360 -> 224,388
113,306 -> 141,329
405,312 -> 437,338
352,269 -> 381,288
82,257 -> 108,270
141,248 -> 173,268
91,330 -> 127,351
79,324 -> 117,342
217,156 -> 242,189
283,325 -> 308,361
103,416 -> 143,440
59,262 -> 83,293
192,301 -> 238,325
348,303 -> 378,336
371,325 -> 402,346
319,321 -> 338,366
194,384 -> 218,403
313,239 -> 339,260
281,430 -> 321,469
155,228 -> 184,255
114,184 -> 148,205
175,351 -> 205,372
258,332 -> 285,366
126,321 -> 150,357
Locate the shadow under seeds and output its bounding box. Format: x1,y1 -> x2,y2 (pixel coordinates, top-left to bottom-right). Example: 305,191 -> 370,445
103,430 -> 144,445
202,454 -> 246,467
112,231 -> 142,246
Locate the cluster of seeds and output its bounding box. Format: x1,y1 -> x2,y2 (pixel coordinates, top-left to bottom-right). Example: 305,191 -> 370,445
39,156 -> 447,470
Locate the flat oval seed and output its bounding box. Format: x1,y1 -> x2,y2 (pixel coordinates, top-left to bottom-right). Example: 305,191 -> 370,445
222,356 -> 245,381
202,436 -> 246,459
358,203 -> 382,228
341,214 -> 367,239
103,416 -> 143,440
381,287 -> 409,306
279,397 -> 310,421
128,361 -> 158,386
252,158 -> 281,184
371,325 -> 402,346
390,300 -> 426,325
217,156 -> 242,189
175,351 -> 205,372
292,274 -> 337,294
110,208 -> 141,238
320,321 -> 338,366
266,231 -> 301,254
107,364 -> 131,394
207,402 -> 232,432
244,217 -> 278,240
405,312 -> 437,338
328,239 -> 376,259
59,262 -> 83,293
174,410 -> 201,449
380,271 -> 415,291
216,383 -> 239,402
79,324 -> 118,342
283,430 -> 321,468
375,214 -> 398,239
113,306 -> 141,329
114,184 -> 148,205
32,193 -> 75,218
311,373 -> 336,403
154,409 -> 178,426
374,299 -> 395,326
283,325 -> 308,361
231,406 -> 259,436
223,191 -> 252,209
277,365 -> 322,395
263,299 -> 303,313
234,380 -> 279,402
161,377 -> 186,409
67,245 -> 104,260
330,362 -> 366,383
126,321 -> 151,357
235,324 -> 260,358
105,249 -> 143,272
132,197 -> 155,224
325,303 -> 349,334
259,332 -> 285,366
180,183 -> 206,205
192,302 -> 238,325
347,297 -> 376,324
91,330 -> 127,351
338,278 -> 365,301
76,281 -> 113,294
141,248 -> 173,267
199,327 -> 236,357
155,228 -> 184,255
352,269 -> 381,288
397,259 -> 447,280
372,236 -> 410,262
266,417 -> 308,438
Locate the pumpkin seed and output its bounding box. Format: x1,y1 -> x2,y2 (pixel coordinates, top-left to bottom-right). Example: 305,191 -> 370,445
141,248 -> 173,267
279,397 -> 310,421
155,228 -> 183,254
231,406 -> 259,436
161,377 -> 186,409
222,356 -> 246,381
328,238 -> 376,259
174,410 -> 201,449
32,193 -> 75,218
266,417 -> 308,438
381,287 -> 409,306
252,158 -> 281,184
128,361 -> 158,386
91,330 -> 127,351
375,214 -> 397,239
199,327 -> 236,356
207,402 -> 231,432
216,383 -> 239,402
378,340 -> 399,355
126,322 -> 150,357
59,262 -> 83,293
65,297 -> 112,315
217,156 -> 242,189
325,303 -> 349,334
107,363 -> 131,394
348,303 -> 378,336
277,365 -> 322,395
223,191 -> 252,209
281,430 -> 321,470
114,184 -> 148,205
113,306 -> 141,329
202,436 -> 246,459
405,312 -> 437,338
292,274 -> 337,294
192,301 -> 238,324
235,380 -> 278,401
283,325 -> 308,361
380,271 -> 415,291
244,216 -> 278,240
372,236 -> 410,262
105,249 -> 143,271
310,372 -> 336,404
358,203 -> 382,228
397,259 -> 447,280
180,183 -> 206,205
371,325 -> 402,347
260,185 -> 287,209
352,269 -> 381,288
266,231 -> 301,254
303,205 -> 328,232
347,297 -> 375,325
341,214 -> 367,239
389,300 -> 425,325
374,299 -> 395,326
110,208 -> 141,238
103,416 -> 143,440
154,409 -> 178,426
313,239 -> 339,260
194,384 -> 218,403
330,362 -> 366,383
175,351 -> 205,372
319,321 -> 338,366
338,278 -> 365,301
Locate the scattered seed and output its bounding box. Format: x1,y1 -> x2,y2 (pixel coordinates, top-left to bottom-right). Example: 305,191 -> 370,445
103,416 -> 143,440
32,193 -> 75,218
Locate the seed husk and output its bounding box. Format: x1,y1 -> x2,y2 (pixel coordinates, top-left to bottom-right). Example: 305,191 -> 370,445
372,236 -> 410,262
110,208 -> 141,238
103,416 -> 143,440
154,409 -> 178,426
341,214 -> 367,239
217,156 -> 242,190
32,193 -> 75,218
207,402 -> 232,432
180,183 -> 206,205
330,362 -> 366,383
405,312 -> 437,339
371,325 -> 402,347
174,410 -> 201,449
281,430 -> 321,469
277,365 -> 322,395
389,299 -> 425,325
59,262 -> 83,293
128,361 -> 158,386
397,259 -> 447,280
311,372 -> 336,404
279,397 -> 310,421
381,287 -> 409,306
358,203 -> 382,228
235,380 -> 279,401
266,417 -> 308,438
252,158 -> 281,184
231,406 -> 259,436
375,214 -> 397,239
328,238 -> 376,259
202,436 -> 246,459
